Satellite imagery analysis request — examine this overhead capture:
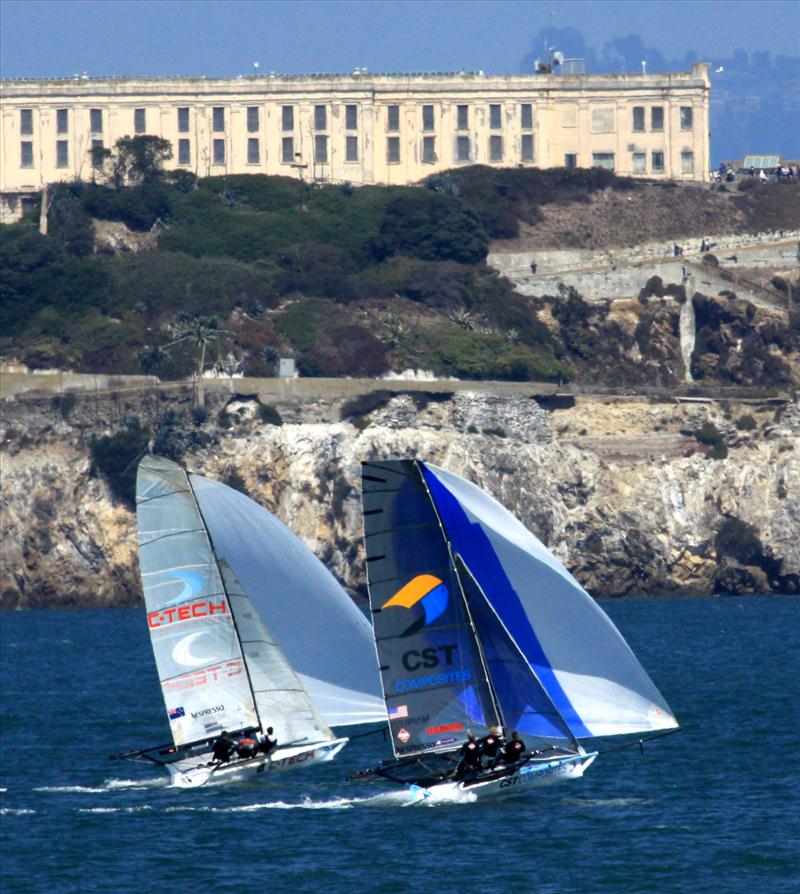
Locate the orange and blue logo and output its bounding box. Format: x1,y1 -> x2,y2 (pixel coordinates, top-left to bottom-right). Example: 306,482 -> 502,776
381,574 -> 449,637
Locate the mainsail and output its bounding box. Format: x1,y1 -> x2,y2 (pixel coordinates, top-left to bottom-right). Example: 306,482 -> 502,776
361,460 -> 678,759
137,456 -> 384,751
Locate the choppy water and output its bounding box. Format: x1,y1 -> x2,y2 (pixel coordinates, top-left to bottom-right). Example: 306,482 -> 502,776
1,597 -> 799,893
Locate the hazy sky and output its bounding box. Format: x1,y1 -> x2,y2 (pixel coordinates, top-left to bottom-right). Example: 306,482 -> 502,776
1,0 -> 798,79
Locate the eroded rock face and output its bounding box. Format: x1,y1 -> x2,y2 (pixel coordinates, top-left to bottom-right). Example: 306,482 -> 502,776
1,393 -> 797,608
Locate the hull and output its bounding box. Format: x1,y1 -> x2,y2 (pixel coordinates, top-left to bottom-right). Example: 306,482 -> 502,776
407,752 -> 598,804
168,738 -> 348,788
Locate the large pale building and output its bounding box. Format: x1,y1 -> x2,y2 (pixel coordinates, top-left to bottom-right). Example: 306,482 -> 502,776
0,65 -> 710,222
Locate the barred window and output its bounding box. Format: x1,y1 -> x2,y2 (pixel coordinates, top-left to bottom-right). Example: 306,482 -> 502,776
314,134 -> 328,163
592,152 -> 615,170
680,107 -> 693,131
247,107 -> 260,133
489,104 -> 502,129
345,104 -> 358,130
387,105 -> 400,131
489,135 -> 503,161
564,153 -> 577,168
456,104 -> 469,131
91,139 -> 104,167
422,135 -> 436,163
314,105 -> 327,131
56,140 -> 69,168
521,133 -> 534,161
178,107 -> 189,132
456,135 -> 470,162
632,107 -> 645,132
21,109 -> 33,135
633,152 -> 646,173
90,108 -> 103,133
20,141 -> 33,167
282,106 -> 294,131
651,106 -> 664,131
57,109 -> 69,134
681,150 -> 694,173
247,138 -> 260,164
281,136 -> 294,163
212,107 -> 225,132
213,139 -> 225,164
134,108 -> 146,134
422,104 -> 434,132
178,139 -> 190,165
387,136 -> 400,163
652,151 -> 664,172
520,104 -> 533,129
346,135 -> 358,162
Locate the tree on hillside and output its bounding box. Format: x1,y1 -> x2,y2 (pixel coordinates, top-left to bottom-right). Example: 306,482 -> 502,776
165,315 -> 229,408
91,136 -> 173,188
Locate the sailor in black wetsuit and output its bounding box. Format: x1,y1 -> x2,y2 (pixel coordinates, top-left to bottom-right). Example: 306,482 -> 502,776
455,732 -> 482,779
499,730 -> 526,766
211,730 -> 234,764
478,727 -> 504,769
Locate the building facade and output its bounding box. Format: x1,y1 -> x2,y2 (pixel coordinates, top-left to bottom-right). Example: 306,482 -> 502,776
0,65 -> 710,221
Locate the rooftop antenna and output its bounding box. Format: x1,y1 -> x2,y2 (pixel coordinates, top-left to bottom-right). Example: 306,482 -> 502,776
641,60 -> 647,73
253,61 -> 260,75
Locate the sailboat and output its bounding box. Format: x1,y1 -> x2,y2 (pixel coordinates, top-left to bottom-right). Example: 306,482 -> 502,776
113,455 -> 385,788
354,459 -> 679,802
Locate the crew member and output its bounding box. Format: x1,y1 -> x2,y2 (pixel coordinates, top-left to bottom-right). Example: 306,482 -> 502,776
479,727 -> 504,769
455,731 -> 482,779
211,730 -> 234,764
258,726 -> 278,756
500,730 -> 526,766
236,733 -> 257,760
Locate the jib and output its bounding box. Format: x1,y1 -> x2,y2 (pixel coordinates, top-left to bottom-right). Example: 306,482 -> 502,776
401,644 -> 458,671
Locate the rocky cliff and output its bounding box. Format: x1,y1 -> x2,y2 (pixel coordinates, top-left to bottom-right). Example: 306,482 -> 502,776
2,386 -> 797,609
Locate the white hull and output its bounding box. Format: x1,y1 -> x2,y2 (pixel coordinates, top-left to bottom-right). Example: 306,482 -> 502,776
168,738 -> 349,788
407,752 -> 598,804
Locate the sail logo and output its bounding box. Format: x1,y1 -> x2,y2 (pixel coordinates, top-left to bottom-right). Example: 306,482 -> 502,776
148,599 -> 228,628
163,658 -> 244,692
382,574 -> 448,637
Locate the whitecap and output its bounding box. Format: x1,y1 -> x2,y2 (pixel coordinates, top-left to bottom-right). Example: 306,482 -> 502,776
34,785 -> 109,794
78,805 -> 154,814
105,777 -> 167,790
0,808 -> 36,815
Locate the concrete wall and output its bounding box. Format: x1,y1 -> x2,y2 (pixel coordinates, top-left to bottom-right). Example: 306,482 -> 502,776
0,65 -> 710,199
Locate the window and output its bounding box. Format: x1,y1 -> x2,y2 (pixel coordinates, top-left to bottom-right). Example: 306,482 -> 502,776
681,150 -> 694,174
346,135 -> 358,162
178,139 -> 190,165
489,104 -> 502,129
247,138 -> 260,164
651,151 -> 664,172
20,141 -> 33,167
90,108 -> 103,133
592,152 -> 615,170
489,135 -> 503,162
134,108 -> 146,134
422,104 -> 434,132
314,134 -> 328,163
314,105 -> 327,131
57,109 -> 69,134
632,106 -> 645,132
387,105 -> 400,131
456,104 -> 469,131
456,135 -> 470,162
213,139 -> 225,164
387,136 -> 400,163
564,153 -> 577,168
20,109 -> 33,135
56,140 -> 69,168
281,136 -> 294,163
282,106 -> 294,131
91,139 -> 104,167
591,108 -> 614,133
520,103 -> 533,129
521,133 -> 534,161
422,135 -> 436,163
680,107 -> 693,131
345,104 -> 358,130
178,107 -> 189,132
633,152 -> 646,173
247,107 -> 260,133
651,106 -> 664,131
212,107 -> 225,132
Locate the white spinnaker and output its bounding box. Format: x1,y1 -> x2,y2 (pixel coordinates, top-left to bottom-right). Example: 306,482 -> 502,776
425,464 -> 678,737
136,456 -> 258,746
189,473 -> 386,728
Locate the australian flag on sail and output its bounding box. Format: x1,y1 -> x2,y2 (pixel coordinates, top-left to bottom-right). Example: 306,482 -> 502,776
168,706 -> 185,720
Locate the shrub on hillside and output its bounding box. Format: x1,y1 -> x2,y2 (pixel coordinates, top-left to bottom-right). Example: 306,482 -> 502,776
715,517 -> 763,565
258,403 -> 283,425
90,425 -> 150,506
695,421 -> 728,459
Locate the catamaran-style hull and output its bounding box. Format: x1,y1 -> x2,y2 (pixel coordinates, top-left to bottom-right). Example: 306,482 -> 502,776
169,738 -> 349,788
408,752 -> 598,804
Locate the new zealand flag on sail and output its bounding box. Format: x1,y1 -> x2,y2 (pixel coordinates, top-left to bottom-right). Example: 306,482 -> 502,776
168,706 -> 185,720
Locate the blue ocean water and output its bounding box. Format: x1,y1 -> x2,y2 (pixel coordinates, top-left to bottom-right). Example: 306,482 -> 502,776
1,597 -> 799,894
